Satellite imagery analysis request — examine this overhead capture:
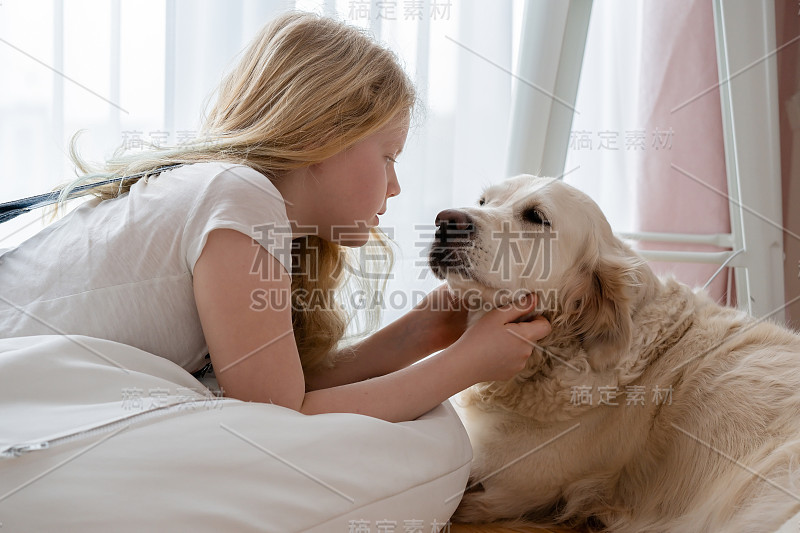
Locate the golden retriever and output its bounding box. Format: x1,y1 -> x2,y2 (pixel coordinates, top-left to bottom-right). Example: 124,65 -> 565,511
428,175 -> 800,532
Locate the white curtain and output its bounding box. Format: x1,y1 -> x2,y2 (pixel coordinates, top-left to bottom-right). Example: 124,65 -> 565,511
563,0 -> 642,233
0,0 -> 640,330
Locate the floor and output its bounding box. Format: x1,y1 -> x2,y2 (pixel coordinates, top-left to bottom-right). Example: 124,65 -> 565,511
450,524 -> 578,533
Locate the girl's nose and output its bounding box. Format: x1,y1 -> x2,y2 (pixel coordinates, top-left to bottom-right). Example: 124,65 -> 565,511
388,171 -> 401,198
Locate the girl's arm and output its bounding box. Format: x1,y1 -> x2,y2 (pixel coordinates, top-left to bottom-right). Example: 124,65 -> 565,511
304,285 -> 469,391
303,312 -> 438,392
300,344 -> 475,422
193,229 -> 548,423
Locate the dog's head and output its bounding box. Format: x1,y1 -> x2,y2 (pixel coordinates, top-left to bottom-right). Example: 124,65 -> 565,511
429,175 -> 653,371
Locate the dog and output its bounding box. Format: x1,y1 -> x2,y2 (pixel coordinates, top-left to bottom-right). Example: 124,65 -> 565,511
429,175 -> 800,532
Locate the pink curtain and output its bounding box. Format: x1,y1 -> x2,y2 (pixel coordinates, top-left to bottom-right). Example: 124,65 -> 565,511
776,0 -> 800,330
635,0 -> 733,306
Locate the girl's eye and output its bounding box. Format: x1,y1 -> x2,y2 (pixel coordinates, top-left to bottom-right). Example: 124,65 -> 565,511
386,156 -> 397,164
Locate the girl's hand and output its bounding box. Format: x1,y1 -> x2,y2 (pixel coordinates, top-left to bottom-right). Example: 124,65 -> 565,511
413,283 -> 472,352
451,293 -> 552,383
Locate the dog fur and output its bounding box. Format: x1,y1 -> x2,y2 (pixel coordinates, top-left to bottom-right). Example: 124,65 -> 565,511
429,175 -> 800,532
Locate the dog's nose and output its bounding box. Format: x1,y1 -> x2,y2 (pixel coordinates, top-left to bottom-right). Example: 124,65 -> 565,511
435,209 -> 475,244
435,209 -> 475,232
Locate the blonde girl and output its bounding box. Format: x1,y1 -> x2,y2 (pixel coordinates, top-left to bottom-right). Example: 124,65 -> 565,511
21,11 -> 551,423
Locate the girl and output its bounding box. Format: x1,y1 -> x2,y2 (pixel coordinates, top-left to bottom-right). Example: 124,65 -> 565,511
1,11 -> 551,423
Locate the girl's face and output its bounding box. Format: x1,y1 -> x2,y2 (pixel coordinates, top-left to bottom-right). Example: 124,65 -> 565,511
304,119 -> 409,246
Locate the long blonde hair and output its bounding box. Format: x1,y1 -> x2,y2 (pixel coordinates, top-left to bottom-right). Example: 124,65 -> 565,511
47,10 -> 419,375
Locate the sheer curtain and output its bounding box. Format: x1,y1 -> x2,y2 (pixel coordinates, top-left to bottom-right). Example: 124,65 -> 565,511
566,0 -> 735,308
0,0 -> 650,332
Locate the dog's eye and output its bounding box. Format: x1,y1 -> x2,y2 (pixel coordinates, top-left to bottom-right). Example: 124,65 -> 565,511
523,207 -> 550,226
478,198 -> 486,206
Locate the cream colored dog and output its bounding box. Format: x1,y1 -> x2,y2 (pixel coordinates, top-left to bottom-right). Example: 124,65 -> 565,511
429,175 -> 800,532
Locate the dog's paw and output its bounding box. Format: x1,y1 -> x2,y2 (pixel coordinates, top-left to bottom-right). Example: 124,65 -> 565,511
451,488 -> 499,524
463,477 -> 485,494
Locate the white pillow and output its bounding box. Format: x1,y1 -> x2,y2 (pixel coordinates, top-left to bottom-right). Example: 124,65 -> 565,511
0,335 -> 472,532
774,510 -> 800,533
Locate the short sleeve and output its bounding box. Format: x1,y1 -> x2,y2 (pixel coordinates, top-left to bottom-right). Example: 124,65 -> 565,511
182,164 -> 294,276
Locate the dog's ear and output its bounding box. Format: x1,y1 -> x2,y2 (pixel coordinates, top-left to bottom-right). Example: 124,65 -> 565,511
558,244 -> 643,372
582,251 -> 640,370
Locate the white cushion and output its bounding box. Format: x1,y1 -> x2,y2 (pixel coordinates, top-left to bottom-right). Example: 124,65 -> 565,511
774,509 -> 800,533
0,335 -> 472,532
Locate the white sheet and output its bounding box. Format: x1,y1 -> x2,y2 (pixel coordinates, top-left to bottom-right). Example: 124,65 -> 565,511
0,334 -> 472,532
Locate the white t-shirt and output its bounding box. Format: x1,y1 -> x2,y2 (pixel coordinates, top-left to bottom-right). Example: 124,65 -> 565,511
0,161 -> 294,372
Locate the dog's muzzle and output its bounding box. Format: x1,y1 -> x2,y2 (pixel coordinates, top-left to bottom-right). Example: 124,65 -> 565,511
429,209 -> 475,279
